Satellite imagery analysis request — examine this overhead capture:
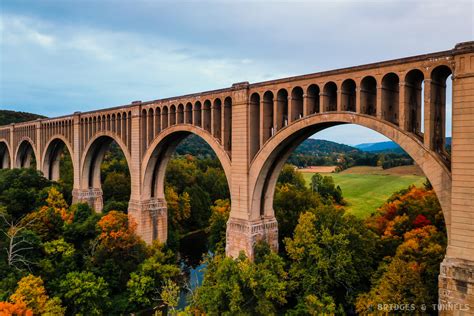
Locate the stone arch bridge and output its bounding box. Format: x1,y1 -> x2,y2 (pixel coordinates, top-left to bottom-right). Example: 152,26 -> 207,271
1,42 -> 474,308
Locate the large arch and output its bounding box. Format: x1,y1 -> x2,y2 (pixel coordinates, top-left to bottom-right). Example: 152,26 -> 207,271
41,136 -> 74,181
15,138 -> 38,169
80,132 -> 132,211
141,125 -> 232,202
248,112 -> 451,237
0,141 -> 11,169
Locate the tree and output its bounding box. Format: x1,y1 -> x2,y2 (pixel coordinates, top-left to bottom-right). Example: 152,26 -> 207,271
102,172 -> 131,203
206,199 -> 231,252
357,225 -> 445,313
39,238 -> 77,294
127,242 -> 180,311
278,164 -> 306,190
274,183 -> 322,246
0,209 -> 39,271
193,248 -> 288,315
0,169 -> 52,220
284,207 -> 377,313
160,279 -> 180,314
59,271 -> 110,316
90,211 -> 147,293
0,301 -> 33,315
9,274 -> 64,315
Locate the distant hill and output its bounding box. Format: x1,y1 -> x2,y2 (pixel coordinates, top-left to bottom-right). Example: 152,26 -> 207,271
355,137 -> 452,153
0,110 -> 46,125
294,139 -> 360,155
355,141 -> 402,153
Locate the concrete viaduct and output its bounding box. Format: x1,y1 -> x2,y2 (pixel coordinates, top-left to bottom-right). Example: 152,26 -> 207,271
1,41 -> 474,308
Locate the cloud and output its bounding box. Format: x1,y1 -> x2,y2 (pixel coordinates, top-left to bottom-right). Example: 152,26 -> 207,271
0,1 -> 471,144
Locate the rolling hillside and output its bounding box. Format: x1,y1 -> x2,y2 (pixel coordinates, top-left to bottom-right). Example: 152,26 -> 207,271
0,110 -> 46,125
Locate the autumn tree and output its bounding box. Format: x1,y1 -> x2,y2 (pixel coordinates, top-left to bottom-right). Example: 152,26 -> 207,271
9,274 -> 64,315
206,199 -> 230,252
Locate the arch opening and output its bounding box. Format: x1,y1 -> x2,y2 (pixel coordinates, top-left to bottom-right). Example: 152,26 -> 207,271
42,138 -> 74,203
250,114 -> 450,239
155,107 -> 162,134
276,89 -> 289,130
212,99 -> 222,140
142,127 -> 231,249
194,102 -> 202,127
360,76 -> 377,116
249,93 -> 260,159
177,104 -> 184,124
306,84 -> 320,115
341,79 -> 356,112
405,69 -> 424,138
250,119 -> 448,312
290,87 -> 304,122
185,103 -> 193,124
162,106 -> 169,129
170,105 -> 177,126
430,65 -> 452,160
381,73 -> 400,125
323,82 -> 337,112
223,97 -> 232,152
0,142 -> 11,169
203,100 -> 211,132
262,91 -> 274,144
15,140 -> 36,169
81,135 -> 131,212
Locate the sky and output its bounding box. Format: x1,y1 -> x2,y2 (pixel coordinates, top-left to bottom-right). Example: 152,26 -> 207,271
1,0 -> 473,145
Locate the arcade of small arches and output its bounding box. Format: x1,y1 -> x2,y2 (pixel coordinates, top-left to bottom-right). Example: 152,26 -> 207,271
1,42 -> 474,310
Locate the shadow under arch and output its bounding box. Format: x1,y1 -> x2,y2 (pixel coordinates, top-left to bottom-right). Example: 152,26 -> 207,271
80,132 -> 132,192
0,140 -> 11,169
42,135 -> 75,181
15,137 -> 38,169
249,112 -> 451,238
141,125 -> 232,201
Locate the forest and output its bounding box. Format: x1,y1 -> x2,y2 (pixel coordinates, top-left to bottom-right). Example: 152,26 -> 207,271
0,152 -> 446,315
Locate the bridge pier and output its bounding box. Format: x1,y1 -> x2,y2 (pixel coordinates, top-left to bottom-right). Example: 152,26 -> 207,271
226,217 -> 278,259
439,258 -> 474,313
128,198 -> 168,245
438,42 -> 474,313
72,188 -> 103,212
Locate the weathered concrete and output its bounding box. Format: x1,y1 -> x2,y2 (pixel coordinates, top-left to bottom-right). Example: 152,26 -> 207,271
1,42 -> 474,310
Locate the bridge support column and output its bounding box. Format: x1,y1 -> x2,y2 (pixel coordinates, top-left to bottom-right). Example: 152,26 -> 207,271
128,198 -> 167,245
225,82 -> 279,260
72,188 -> 103,212
226,217 -> 278,259
439,258 -> 474,313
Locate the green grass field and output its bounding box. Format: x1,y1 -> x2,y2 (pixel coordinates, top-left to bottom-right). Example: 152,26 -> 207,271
302,166 -> 426,218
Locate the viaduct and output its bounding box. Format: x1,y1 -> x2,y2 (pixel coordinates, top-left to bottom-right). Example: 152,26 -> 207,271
1,41 -> 474,308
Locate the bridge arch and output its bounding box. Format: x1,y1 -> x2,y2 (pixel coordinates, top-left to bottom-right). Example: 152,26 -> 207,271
141,125 -> 232,202
80,132 -> 132,211
14,137 -> 38,169
0,140 -> 11,169
41,135 -> 74,181
248,112 -> 451,237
